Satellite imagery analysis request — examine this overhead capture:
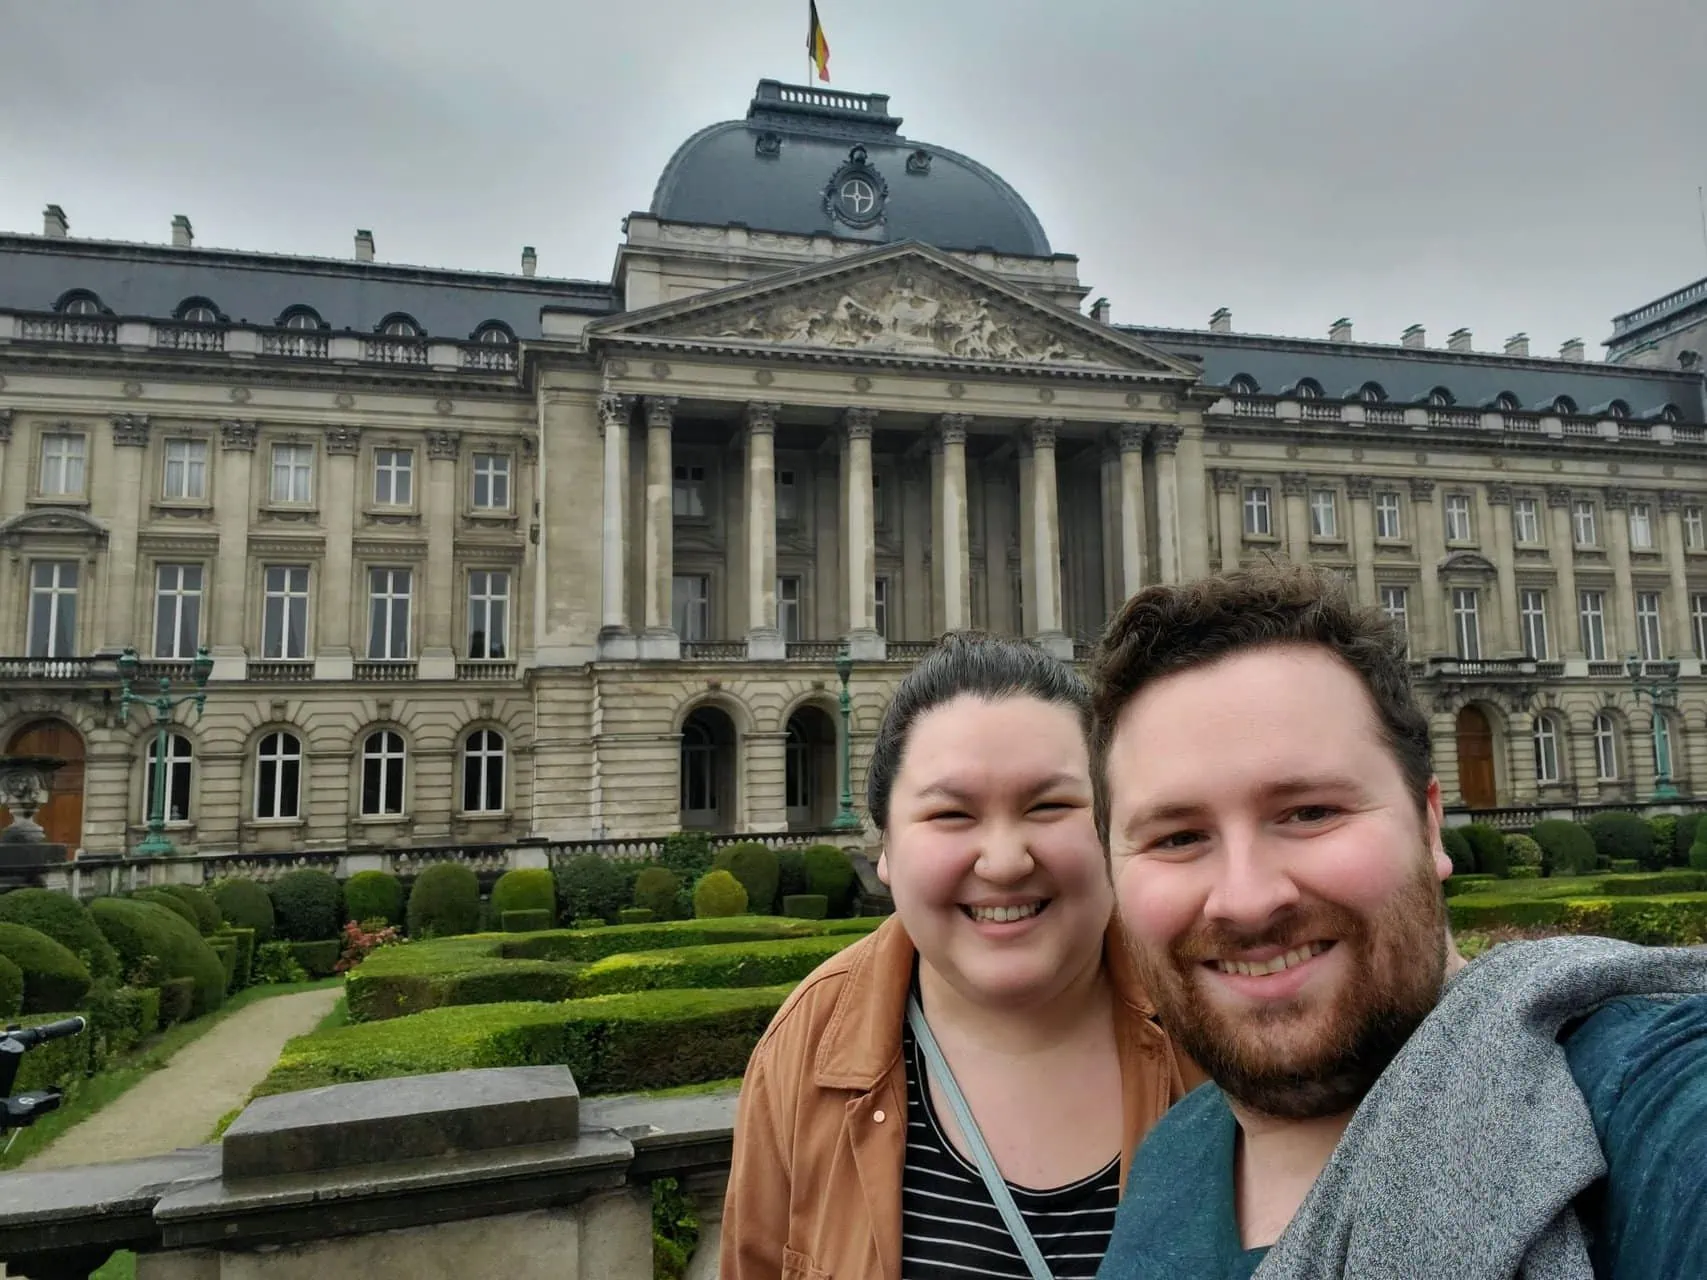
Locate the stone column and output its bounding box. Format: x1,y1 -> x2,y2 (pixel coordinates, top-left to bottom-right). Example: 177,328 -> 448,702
210,421 -> 256,680
843,408 -> 882,659
1661,490 -> 1693,659
1411,478 -> 1444,657
744,401 -> 783,660
1280,471 -> 1310,564
595,394 -> 635,658
0,412 -> 10,633
1117,425 -> 1150,595
936,413 -> 972,631
640,396 -> 679,659
1026,418 -> 1070,657
315,425 -> 360,679
418,429 -> 460,680
1347,474 -> 1377,604
1210,467 -> 1240,573
1152,425 -> 1183,584
104,414 -> 149,649
1603,487 -> 1635,661
1548,486 -> 1582,660
1486,482 -> 1520,656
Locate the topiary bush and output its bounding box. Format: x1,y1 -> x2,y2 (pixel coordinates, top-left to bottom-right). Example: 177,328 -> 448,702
620,907 -> 655,925
0,922 -> 92,1013
289,940 -> 342,978
0,888 -> 121,983
90,898 -> 226,1016
135,888 -> 201,931
501,909 -> 553,933
693,870 -> 749,919
1585,811 -> 1656,871
1440,827 -> 1476,875
783,894 -> 829,920
406,862 -> 481,939
150,884 -> 223,935
0,953 -> 22,1019
1506,866 -> 1541,879
1503,834 -> 1543,874
270,870 -> 344,942
776,848 -> 808,900
1675,813 -> 1704,867
254,941 -> 309,985
555,855 -> 628,926
344,872 -> 405,928
1531,820 -> 1598,878
712,843 -> 781,916
209,937 -> 238,991
1691,829 -> 1707,872
632,867 -> 682,921
219,926 -> 255,990
209,878 -> 275,943
158,976 -> 196,1027
1648,816 -> 1678,869
803,845 -> 859,916
1460,824 -> 1508,880
492,869 -> 557,922
659,831 -> 715,884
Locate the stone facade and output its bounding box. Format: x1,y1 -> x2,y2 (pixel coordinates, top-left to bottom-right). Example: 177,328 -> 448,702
2,81 -> 1707,856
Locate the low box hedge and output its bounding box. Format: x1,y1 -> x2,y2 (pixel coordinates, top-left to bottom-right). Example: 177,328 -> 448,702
159,975 -> 197,1027
256,985 -> 797,1099
499,916 -> 827,963
289,940 -> 342,979
1449,890 -> 1707,944
1443,875 -> 1498,899
573,935 -> 857,998
209,937 -> 238,992
619,908 -> 655,925
782,894 -> 829,920
501,909 -> 553,933
347,954 -> 585,1022
219,927 -> 255,990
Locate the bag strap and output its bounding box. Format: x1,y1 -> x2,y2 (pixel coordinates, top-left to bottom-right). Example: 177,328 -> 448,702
907,994 -> 1055,1280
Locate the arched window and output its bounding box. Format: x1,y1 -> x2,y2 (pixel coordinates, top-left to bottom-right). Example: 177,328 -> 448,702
785,719 -> 813,811
144,732 -> 194,823
1531,715 -> 1561,784
279,307 -> 323,331
1495,392 -> 1521,412
1228,374 -> 1259,396
1428,387 -> 1455,407
1294,379 -> 1323,400
1607,400 -> 1630,420
56,290 -> 104,316
176,298 -> 220,325
681,717 -> 716,815
360,730 -> 406,816
378,313 -> 421,338
473,322 -> 514,346
1553,396 -> 1578,416
462,729 -> 506,813
1359,382 -> 1387,403
255,731 -> 302,820
1659,404 -> 1682,424
1593,713 -> 1619,781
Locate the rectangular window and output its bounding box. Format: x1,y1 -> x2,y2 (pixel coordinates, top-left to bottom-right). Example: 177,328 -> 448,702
1451,588 -> 1481,660
1533,718 -> 1561,785
776,469 -> 798,522
1572,500 -> 1598,547
672,464 -> 706,518
1309,489 -> 1338,539
1694,593 -> 1707,661
1379,585 -> 1409,657
162,439 -> 208,500
26,561 -> 79,657
1374,491 -> 1403,540
472,453 -> 511,510
872,474 -> 887,527
39,432 -> 86,497
269,442 -> 314,504
1513,497 -> 1541,545
262,566 -> 310,660
1578,589 -> 1607,662
1519,588 -> 1549,660
1629,502 -> 1654,550
874,576 -> 890,639
1444,494 -> 1474,542
1595,715 -> 1619,781
153,564 -> 204,659
373,448 -> 414,506
1242,485 -> 1272,536
1636,591 -> 1664,661
367,567 -> 412,660
145,736 -> 193,824
1686,506 -> 1705,551
467,569 -> 509,660
777,575 -> 802,643
672,574 -> 709,641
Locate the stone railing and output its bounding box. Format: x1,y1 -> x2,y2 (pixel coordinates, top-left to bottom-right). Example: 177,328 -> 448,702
1452,799 -> 1663,831
0,657 -> 99,681
0,1066 -> 735,1280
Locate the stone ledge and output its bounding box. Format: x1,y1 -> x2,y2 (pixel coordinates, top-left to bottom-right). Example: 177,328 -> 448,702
580,1090 -> 738,1180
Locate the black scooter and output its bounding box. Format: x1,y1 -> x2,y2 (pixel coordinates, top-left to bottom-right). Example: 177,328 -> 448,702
0,1016 -> 87,1136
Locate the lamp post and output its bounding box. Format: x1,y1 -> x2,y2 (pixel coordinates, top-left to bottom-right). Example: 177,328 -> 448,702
1625,652 -> 1681,802
832,646 -> 861,831
117,646 -> 213,856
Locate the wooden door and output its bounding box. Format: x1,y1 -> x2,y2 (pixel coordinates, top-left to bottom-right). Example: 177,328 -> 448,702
1454,706 -> 1497,809
3,720 -> 85,850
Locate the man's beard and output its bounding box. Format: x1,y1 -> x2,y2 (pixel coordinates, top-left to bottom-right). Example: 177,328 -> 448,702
1135,852 -> 1448,1120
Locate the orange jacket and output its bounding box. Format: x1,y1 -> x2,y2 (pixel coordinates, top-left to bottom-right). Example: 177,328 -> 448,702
720,915 -> 1195,1280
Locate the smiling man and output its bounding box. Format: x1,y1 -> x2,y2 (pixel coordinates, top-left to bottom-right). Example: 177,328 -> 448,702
1089,564 -> 1707,1280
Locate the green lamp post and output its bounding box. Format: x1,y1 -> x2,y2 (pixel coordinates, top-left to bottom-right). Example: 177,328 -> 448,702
1625,652 -> 1681,803
117,646 -> 214,856
832,646 -> 861,832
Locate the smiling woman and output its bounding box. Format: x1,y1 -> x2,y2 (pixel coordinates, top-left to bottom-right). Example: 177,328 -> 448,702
722,634 -> 1192,1280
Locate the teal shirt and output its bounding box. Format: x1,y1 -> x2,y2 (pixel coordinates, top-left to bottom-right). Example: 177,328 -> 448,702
1097,994 -> 1707,1279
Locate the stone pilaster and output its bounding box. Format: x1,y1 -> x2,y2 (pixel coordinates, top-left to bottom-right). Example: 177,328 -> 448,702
418,429 -> 460,679
1210,466 -> 1241,573
1280,471 -> 1309,564
1410,478 -> 1444,657
1660,490 -> 1693,659
1117,425 -> 1150,594
1485,482 -> 1520,657
597,394 -> 636,658
640,397 -> 679,659
103,415 -> 149,649
1547,486 -> 1582,660
315,426 -> 360,679
210,421 -> 255,680
935,413 -> 972,632
1023,419 -> 1068,657
1151,426 -> 1183,584
744,402 -> 783,660
1346,474 -> 1376,604
1603,487 -> 1634,661
842,408 -> 882,658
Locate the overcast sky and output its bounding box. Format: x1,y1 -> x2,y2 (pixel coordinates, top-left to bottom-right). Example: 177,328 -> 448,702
2,0 -> 1703,355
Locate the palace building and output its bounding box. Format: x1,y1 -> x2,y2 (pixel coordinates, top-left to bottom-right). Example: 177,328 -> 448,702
1,79 -> 1705,856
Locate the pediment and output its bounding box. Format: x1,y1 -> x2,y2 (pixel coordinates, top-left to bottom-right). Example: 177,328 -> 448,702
0,508 -> 108,545
1437,550 -> 1497,576
595,243 -> 1199,378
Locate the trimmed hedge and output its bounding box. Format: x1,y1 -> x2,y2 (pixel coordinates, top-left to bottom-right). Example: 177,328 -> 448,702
258,985 -> 797,1099
1460,824 -> 1508,879
12,1010 -> 92,1096
1443,874 -> 1498,899
1648,817 -> 1678,870
289,940 -> 342,979
658,831 -> 715,884
135,888 -> 200,931
1676,813 -> 1703,866
501,916 -> 864,963
783,894 -> 829,920
712,843 -> 780,916
555,855 -> 628,926
150,884 -> 223,935
0,923 -> 92,1014
344,872 -> 405,928
574,935 -> 855,998
219,926 -> 256,990
619,908 -> 655,925
632,867 -> 681,921
90,898 -> 226,1016
1448,890 -> 1707,945
209,879 -> 275,943
254,941 -> 309,985
492,869 -> 557,922
803,845 -> 858,915
407,862 -> 481,939
270,870 -> 343,942
0,954 -> 21,1018
82,981 -> 159,1059
1585,812 -> 1655,870
209,937 -> 239,991
1609,859 -> 1642,874
1531,820 -> 1598,878
1503,835 -> 1543,872
344,936 -> 581,1022
777,848 -> 809,901
694,870 -> 748,919
159,975 -> 197,1027
1691,829 -> 1707,872
0,889 -> 122,983
1440,827 -> 1476,875
502,909 -> 553,933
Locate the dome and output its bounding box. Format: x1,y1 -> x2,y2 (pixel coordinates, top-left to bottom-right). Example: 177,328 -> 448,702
649,80 -> 1052,258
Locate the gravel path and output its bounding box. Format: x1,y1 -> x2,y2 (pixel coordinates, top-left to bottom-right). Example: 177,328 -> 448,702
23,985 -> 342,1170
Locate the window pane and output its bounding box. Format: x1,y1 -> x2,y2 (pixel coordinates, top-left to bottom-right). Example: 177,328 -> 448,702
279,756 -> 300,818
384,753 -> 404,813
363,754 -> 382,814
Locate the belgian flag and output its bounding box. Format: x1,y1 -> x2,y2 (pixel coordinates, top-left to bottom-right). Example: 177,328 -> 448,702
807,1 -> 830,82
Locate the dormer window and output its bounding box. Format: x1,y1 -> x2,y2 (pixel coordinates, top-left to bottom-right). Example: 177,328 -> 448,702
176,298 -> 220,325
1427,387 -> 1454,407
1607,400 -> 1630,420
379,314 -> 421,338
279,307 -> 323,331
1228,374 -> 1259,396
1553,396 -> 1578,416
473,322 -> 514,346
1359,382 -> 1387,403
1495,392 -> 1521,412
1661,404 -> 1682,423
55,290 -> 104,316
1294,379 -> 1323,401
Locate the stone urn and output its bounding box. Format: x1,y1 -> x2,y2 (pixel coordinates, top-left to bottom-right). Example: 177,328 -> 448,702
0,754 -> 64,847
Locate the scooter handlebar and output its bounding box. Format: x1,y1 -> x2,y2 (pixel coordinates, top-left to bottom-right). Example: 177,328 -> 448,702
4,1016 -> 87,1049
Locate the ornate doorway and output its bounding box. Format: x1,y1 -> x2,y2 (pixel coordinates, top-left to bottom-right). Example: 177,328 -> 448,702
3,719 -> 86,849
1455,706 -> 1497,809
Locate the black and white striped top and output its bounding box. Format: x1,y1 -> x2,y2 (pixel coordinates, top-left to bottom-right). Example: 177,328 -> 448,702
899,1019 -> 1121,1278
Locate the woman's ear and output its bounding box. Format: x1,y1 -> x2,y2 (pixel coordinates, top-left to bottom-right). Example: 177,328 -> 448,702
876,846 -> 891,886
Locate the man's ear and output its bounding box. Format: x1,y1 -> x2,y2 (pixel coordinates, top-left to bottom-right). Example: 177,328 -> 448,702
1425,776 -> 1453,884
